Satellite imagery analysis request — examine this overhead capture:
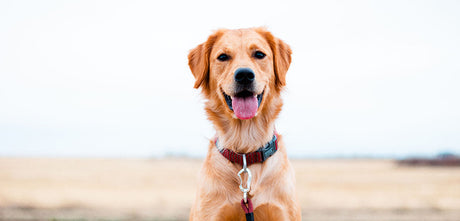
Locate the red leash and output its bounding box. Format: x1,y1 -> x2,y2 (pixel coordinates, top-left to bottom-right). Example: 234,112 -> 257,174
241,198 -> 254,221
236,154 -> 255,221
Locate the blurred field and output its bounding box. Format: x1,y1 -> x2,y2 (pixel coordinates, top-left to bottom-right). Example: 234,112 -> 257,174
1,158 -> 460,221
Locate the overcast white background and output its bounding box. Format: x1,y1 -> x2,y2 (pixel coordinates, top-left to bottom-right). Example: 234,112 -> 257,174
1,0 -> 459,158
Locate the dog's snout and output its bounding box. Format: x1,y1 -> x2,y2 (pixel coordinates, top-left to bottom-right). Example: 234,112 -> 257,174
234,68 -> 255,85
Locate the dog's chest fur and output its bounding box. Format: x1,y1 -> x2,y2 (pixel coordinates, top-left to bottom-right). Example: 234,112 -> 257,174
193,141 -> 298,220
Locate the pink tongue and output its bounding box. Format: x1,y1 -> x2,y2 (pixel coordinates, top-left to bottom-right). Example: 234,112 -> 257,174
232,96 -> 258,120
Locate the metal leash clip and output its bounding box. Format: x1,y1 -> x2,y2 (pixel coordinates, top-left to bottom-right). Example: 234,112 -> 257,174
238,154 -> 252,203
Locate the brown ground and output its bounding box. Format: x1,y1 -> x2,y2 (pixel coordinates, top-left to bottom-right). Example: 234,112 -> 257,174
1,158 -> 459,220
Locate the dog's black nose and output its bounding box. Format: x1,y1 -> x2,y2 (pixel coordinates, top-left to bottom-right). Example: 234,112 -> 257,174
234,68 -> 255,85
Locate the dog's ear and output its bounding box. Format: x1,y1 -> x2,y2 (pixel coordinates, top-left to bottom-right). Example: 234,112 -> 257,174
257,28 -> 292,91
188,31 -> 223,93
273,39 -> 292,90
188,43 -> 209,90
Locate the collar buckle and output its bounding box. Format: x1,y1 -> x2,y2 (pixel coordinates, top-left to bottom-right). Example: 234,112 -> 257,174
259,135 -> 278,161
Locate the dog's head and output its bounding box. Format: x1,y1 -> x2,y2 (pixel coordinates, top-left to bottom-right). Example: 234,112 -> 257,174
188,28 -> 291,120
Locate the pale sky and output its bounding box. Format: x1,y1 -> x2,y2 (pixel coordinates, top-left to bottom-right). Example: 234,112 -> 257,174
1,0 -> 459,158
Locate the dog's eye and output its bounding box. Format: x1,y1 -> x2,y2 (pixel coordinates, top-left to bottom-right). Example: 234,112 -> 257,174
254,51 -> 266,59
217,53 -> 230,61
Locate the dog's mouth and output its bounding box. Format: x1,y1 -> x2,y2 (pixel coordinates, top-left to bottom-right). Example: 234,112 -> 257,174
223,90 -> 264,120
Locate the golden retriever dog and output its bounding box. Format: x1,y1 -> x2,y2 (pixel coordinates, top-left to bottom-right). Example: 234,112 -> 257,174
188,27 -> 301,221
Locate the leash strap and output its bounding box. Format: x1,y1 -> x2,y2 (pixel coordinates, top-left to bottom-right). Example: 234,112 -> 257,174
241,198 -> 254,221
238,154 -> 255,221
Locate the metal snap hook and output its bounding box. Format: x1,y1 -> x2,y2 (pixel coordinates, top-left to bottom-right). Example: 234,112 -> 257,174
237,154 -> 252,202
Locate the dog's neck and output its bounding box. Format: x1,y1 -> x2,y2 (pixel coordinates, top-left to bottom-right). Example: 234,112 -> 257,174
206,94 -> 283,153
216,120 -> 276,153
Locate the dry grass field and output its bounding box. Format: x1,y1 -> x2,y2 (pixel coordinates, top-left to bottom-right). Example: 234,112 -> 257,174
1,158 -> 460,221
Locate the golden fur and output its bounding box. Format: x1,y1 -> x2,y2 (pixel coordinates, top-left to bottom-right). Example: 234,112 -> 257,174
188,27 -> 301,221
